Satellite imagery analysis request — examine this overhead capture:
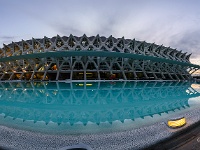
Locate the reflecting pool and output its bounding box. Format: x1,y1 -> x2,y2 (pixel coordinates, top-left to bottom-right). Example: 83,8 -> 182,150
0,81 -> 200,134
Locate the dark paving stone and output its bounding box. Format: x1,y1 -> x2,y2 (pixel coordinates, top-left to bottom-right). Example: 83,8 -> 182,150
146,121 -> 200,150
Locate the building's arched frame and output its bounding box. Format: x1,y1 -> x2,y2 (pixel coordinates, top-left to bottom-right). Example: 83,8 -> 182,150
0,34 -> 199,81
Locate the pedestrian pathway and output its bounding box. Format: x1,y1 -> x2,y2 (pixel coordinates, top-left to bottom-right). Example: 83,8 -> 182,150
147,121 -> 200,150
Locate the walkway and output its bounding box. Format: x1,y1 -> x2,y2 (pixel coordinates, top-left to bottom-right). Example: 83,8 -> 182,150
147,121 -> 200,150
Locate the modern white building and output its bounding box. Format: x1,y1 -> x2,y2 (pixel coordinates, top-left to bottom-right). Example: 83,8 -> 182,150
0,34 -> 199,81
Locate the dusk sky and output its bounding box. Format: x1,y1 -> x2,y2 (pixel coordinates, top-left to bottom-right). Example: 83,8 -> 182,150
0,0 -> 200,65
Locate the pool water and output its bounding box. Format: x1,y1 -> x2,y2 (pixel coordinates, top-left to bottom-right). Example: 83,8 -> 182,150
0,81 -> 200,134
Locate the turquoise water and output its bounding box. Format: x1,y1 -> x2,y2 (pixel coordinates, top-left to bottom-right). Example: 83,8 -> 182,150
0,81 -> 200,133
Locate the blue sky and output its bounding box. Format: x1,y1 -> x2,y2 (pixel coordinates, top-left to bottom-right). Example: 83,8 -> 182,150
0,0 -> 200,65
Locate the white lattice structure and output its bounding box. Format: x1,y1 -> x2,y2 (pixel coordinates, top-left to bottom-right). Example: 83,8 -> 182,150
0,81 -> 198,125
0,34 -> 199,81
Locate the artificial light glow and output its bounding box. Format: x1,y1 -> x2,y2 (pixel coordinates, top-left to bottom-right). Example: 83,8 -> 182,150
167,117 -> 186,128
86,83 -> 92,86
52,65 -> 57,70
78,73 -> 93,75
76,83 -> 93,86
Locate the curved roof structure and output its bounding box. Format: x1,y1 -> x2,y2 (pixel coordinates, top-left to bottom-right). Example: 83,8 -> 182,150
0,34 -> 193,62
0,34 -> 199,81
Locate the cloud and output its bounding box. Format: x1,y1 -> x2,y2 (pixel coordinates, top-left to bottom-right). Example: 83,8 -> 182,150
173,31 -> 200,65
53,16 -> 118,37
168,30 -> 200,58
0,36 -> 17,46
1,0 -> 200,65
0,36 -> 15,40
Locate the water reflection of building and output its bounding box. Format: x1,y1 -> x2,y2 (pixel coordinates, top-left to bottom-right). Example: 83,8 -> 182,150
0,81 -> 199,126
0,35 -> 199,81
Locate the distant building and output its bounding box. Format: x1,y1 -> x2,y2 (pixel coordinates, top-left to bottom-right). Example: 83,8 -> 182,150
0,34 -> 199,81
